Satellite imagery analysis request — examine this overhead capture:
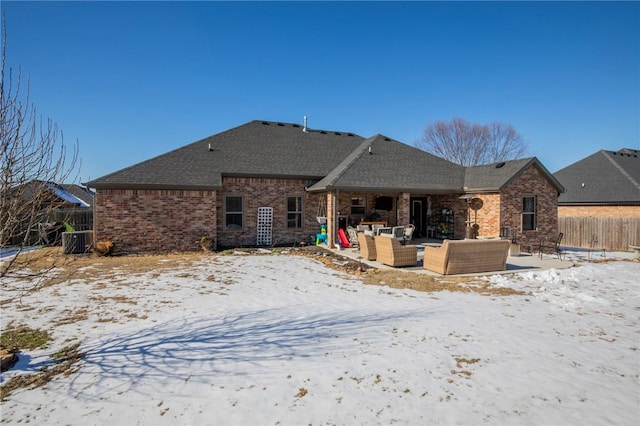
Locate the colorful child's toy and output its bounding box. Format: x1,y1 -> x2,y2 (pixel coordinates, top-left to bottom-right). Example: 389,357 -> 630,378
316,224 -> 328,245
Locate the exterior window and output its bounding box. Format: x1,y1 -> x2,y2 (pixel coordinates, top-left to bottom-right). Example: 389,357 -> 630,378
351,197 -> 365,215
225,196 -> 243,230
522,196 -> 536,231
287,196 -> 303,229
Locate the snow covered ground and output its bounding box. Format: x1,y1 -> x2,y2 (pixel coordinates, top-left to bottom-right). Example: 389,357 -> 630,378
1,250 -> 639,425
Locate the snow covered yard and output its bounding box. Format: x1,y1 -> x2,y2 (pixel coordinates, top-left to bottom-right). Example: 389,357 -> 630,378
1,250 -> 639,425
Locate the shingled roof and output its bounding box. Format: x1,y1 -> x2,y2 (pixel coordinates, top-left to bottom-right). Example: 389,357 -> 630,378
464,158 -> 564,194
86,120 -> 365,190
86,119 -> 562,195
306,135 -> 464,192
554,148 -> 640,205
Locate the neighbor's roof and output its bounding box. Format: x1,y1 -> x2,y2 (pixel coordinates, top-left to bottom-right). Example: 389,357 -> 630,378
85,120 -> 365,190
58,184 -> 94,207
14,180 -> 93,208
306,135 -> 465,193
554,148 -> 640,205
464,158 -> 565,194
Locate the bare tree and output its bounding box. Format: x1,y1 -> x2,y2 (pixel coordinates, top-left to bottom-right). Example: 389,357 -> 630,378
1,14 -> 79,278
415,117 -> 528,166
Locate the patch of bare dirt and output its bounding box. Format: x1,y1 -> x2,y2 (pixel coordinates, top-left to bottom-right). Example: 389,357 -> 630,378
361,269 -> 524,295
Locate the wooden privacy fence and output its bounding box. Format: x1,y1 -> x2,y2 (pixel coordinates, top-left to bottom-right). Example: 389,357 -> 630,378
48,209 -> 94,231
559,217 -> 640,251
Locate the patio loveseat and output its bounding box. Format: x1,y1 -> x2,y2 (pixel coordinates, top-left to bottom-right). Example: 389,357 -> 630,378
374,233 -> 418,267
423,239 -> 510,275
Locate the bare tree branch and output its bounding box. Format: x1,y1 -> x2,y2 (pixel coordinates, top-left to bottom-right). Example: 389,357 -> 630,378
1,13 -> 80,281
415,117 -> 529,167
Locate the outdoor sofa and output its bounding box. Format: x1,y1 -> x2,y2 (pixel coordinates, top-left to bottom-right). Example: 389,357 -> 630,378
374,233 -> 418,267
357,232 -> 377,260
423,239 -> 511,275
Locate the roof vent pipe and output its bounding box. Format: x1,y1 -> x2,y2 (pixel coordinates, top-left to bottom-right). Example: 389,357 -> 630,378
368,146 -> 372,154
303,115 -> 308,133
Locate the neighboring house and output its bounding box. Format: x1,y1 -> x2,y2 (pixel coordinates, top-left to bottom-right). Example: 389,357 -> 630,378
554,148 -> 640,250
46,183 -> 95,230
85,120 -> 563,253
3,180 -> 94,245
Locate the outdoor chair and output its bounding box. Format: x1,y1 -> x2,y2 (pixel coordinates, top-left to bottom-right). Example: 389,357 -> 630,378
538,233 -> 564,260
357,232 -> 377,260
374,234 -> 417,267
391,226 -> 405,239
403,224 -> 415,244
346,226 -> 359,247
376,226 -> 392,236
588,234 -> 606,259
372,224 -> 386,235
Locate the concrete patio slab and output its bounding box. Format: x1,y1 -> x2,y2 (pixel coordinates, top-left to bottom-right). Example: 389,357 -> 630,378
328,238 -> 576,277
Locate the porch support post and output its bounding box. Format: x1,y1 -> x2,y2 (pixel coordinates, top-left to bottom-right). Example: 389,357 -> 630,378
326,191 -> 336,248
398,192 -> 411,225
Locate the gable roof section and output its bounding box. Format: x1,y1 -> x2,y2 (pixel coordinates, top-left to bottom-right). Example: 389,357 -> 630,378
464,158 -> 564,194
86,120 -> 365,190
306,135 -> 465,193
554,148 -> 640,205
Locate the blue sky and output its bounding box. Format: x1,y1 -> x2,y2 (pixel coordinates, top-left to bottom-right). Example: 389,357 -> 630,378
2,1 -> 638,182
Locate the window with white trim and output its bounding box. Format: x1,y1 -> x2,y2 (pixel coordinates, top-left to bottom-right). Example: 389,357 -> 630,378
287,196 -> 303,229
522,196 -> 536,231
225,196 -> 243,230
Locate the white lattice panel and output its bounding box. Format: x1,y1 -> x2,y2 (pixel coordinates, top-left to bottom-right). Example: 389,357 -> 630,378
257,207 -> 273,246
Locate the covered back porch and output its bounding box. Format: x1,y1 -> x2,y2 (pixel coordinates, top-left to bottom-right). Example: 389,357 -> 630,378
316,190 -> 493,250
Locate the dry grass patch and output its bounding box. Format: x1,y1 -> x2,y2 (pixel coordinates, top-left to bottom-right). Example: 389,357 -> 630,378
5,247 -> 214,293
0,343 -> 85,401
0,324 -> 82,401
0,324 -> 51,351
52,307 -> 89,325
88,294 -> 138,305
451,357 -> 481,378
361,269 -> 524,296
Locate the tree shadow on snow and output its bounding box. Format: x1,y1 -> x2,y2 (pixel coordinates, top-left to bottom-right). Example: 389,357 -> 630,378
68,307 -> 431,398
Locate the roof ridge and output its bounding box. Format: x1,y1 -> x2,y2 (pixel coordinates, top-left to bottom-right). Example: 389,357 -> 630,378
317,136 -> 377,188
603,150 -> 640,190
255,119 -> 362,138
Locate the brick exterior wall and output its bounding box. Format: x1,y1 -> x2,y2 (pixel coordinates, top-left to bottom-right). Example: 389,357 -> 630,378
95,178 -> 326,253
398,193 -> 411,226
94,164 -> 559,253
334,192 -> 398,227
558,205 -> 640,218
499,165 -> 559,250
470,193 -> 502,237
218,177 -> 321,248
94,189 -> 217,253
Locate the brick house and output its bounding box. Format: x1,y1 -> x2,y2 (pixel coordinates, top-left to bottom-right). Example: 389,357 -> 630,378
85,120 -> 563,253
553,148 -> 640,250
